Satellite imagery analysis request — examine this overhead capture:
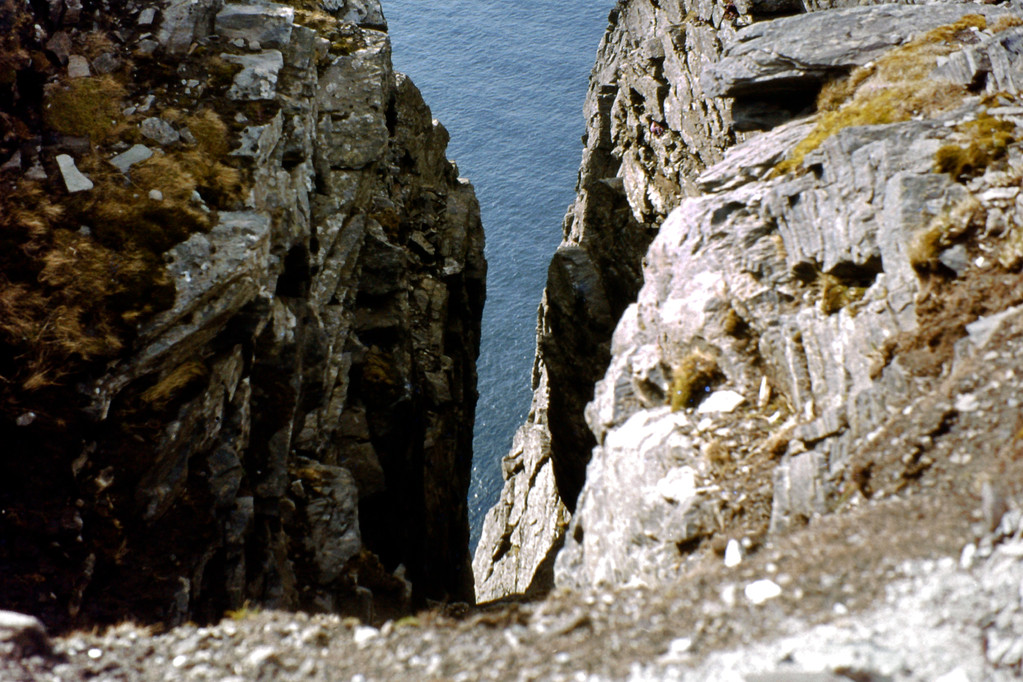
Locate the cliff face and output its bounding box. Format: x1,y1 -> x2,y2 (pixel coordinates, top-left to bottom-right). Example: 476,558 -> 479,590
475,0 -> 744,602
0,0 -> 484,630
476,0 -> 1023,600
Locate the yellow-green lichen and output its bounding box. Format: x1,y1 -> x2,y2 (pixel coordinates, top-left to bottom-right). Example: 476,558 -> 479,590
818,273 -> 868,315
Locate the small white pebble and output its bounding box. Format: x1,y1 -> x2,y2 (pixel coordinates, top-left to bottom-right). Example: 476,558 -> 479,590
87,648 -> 102,659
833,602 -> 848,615
172,654 -> 188,668
660,636 -> 693,662
720,584 -> 738,608
352,626 -> 378,647
149,189 -> 163,201
934,666 -> 971,682
745,579 -> 782,605
724,539 -> 742,568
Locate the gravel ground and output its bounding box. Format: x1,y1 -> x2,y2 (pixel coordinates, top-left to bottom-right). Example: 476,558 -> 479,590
4,494 -> 1022,682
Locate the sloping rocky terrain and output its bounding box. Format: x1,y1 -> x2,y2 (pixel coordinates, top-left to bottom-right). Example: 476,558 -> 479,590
0,0 -> 484,630
5,0 -> 1023,679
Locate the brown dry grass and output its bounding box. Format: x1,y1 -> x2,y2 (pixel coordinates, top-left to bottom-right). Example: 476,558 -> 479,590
669,349 -> 722,411
140,361 -> 209,408
43,75 -> 126,142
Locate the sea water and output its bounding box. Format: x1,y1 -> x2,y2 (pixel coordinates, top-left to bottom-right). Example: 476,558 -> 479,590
385,1 -> 615,548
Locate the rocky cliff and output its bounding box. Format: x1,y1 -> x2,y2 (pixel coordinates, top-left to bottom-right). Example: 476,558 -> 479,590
474,0 -> 741,601
0,0 -> 485,631
475,0 -> 1023,611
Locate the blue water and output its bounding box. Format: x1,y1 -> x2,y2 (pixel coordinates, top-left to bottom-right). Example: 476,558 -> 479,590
385,1 -> 614,549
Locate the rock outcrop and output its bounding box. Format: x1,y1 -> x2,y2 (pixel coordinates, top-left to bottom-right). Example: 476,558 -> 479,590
476,0 -> 1023,605
0,0 -> 484,630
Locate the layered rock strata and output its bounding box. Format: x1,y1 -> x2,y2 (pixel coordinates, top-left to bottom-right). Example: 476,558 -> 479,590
476,0 -> 1023,598
0,0 -> 484,630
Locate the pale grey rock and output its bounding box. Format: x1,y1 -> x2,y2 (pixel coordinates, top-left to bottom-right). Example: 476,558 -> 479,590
965,305 -> 1023,349
473,373 -> 571,603
158,0 -> 222,55
55,154 -> 93,192
91,52 -> 122,74
697,390 -> 745,414
138,7 -> 156,26
939,243 -> 970,275
215,3 -> 294,50
697,117 -> 816,193
223,50 -> 285,100
0,150 -> 20,171
476,0 -> 723,599
140,117 -> 180,145
744,578 -> 782,605
230,113 -> 284,165
702,5 -> 1003,99
109,144 -> 153,172
546,0 -> 1023,590
770,450 -> 828,534
323,0 -> 386,28
555,407 -> 715,589
66,54 -> 89,78
935,25 -> 1023,96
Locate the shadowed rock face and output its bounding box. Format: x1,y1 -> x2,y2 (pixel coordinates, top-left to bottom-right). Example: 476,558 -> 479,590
0,0 -> 484,631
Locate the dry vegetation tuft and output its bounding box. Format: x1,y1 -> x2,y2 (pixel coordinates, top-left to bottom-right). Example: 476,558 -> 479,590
43,75 -> 127,142
669,349 -> 722,411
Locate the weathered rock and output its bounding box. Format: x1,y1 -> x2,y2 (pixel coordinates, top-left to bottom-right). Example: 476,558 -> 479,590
66,55 -> 89,78
0,611 -> 51,658
108,144 -> 153,172
215,3 -> 295,49
702,4 -> 1009,129
555,4 -> 1023,590
480,0 -> 1023,601
223,50 -> 285,100
323,0 -> 387,29
703,4 -> 1003,97
158,0 -> 222,55
139,117 -> 180,146
55,154 -> 92,192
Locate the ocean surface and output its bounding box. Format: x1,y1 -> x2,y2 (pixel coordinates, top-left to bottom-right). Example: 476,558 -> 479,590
385,1 -> 615,549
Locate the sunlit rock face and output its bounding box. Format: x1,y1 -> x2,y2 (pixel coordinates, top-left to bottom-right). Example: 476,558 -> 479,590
476,0 -> 1023,599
